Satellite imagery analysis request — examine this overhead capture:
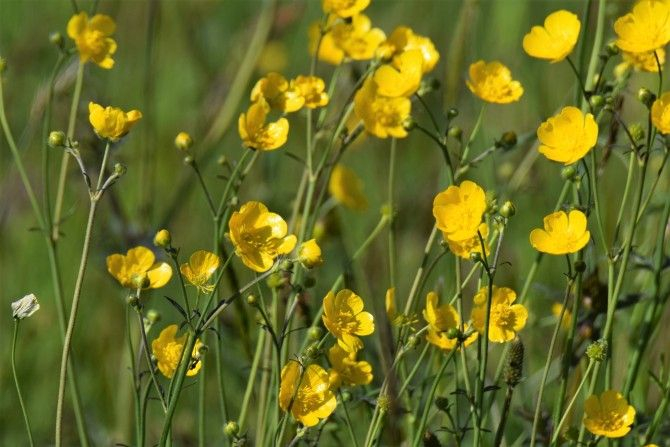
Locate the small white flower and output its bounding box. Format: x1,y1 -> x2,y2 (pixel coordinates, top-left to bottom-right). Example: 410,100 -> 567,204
11,294 -> 40,320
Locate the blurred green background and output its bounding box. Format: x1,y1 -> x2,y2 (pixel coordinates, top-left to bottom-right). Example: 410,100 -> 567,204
1,0 -> 667,445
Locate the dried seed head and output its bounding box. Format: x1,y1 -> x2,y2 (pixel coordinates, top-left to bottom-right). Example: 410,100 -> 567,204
504,337 -> 524,387
586,338 -> 608,362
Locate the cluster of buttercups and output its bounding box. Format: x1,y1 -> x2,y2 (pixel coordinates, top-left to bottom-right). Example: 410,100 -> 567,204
59,0 -> 670,442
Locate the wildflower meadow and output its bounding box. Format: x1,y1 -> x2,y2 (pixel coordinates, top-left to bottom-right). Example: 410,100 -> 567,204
2,0 -> 670,446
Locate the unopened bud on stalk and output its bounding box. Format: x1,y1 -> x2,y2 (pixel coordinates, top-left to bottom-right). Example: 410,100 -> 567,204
500,201 -> 516,218
637,87 -> 655,108
174,132 -> 193,151
217,155 -> 227,166
446,327 -> 460,340
183,155 -> 194,165
561,165 -> 577,181
447,108 -> 459,119
417,77 -> 440,95
469,252 -> 482,264
114,163 -> 126,177
266,272 -> 285,289
246,294 -> 257,306
586,338 -> 608,362
403,116 -> 416,131
434,396 -> 449,411
223,421 -> 240,438
377,394 -> 391,415
406,334 -> 418,348
48,130 -> 66,148
497,131 -> 517,150
49,32 -> 64,47
153,229 -> 171,248
574,260 -> 586,273
504,337 -> 524,387
279,260 -> 294,272
447,126 -> 462,139
308,326 -> 323,341
340,390 -> 352,402
126,294 -> 140,307
589,95 -> 605,110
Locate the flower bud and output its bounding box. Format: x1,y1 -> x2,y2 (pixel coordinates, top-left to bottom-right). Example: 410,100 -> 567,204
246,294 -> 257,306
48,130 -> 66,148
447,126 -> 462,139
146,309 -> 160,324
586,338 -> 608,362
153,229 -> 171,248
183,155 -> 194,165
11,293 -> 40,320
377,394 -> 391,415
298,239 -> 323,269
574,260 -> 586,273
308,326 -> 323,341
340,390 -> 352,402
561,166 -> 578,181
114,163 -> 127,177
403,116 -> 416,131
49,32 -> 64,47
638,87 -> 656,108
279,260 -> 294,272
500,200 -> 516,218
224,421 -> 240,438
217,155 -> 227,166
504,337 -> 524,387
589,95 -> 605,110
434,396 -> 449,411
198,344 -> 209,356
496,131 -> 517,150
446,327 -> 460,340
418,77 -> 440,95
266,273 -> 285,289
469,251 -> 482,264
175,132 -> 193,151
406,334 -> 418,348
126,294 -> 140,307
447,108 -> 459,119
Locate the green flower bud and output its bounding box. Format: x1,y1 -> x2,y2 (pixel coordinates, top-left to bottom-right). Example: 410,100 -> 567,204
574,260 -> 587,273
628,123 -> 645,142
126,294 -> 140,307
637,87 -> 655,108
130,272 -> 150,290
246,294 -> 257,306
406,334 -> 418,348
175,132 -> 193,151
447,108 -> 459,119
469,251 -> 482,264
403,116 -> 416,131
589,95 -> 605,110
114,163 -> 127,177
446,327 -> 460,340
561,165 -> 578,181
223,421 -> 240,438
605,41 -> 619,56
447,126 -> 462,139
48,130 -> 66,148
146,309 -> 160,324
183,155 -> 194,165
497,131 -> 517,150
49,32 -> 64,47
308,326 -> 323,341
500,200 -> 516,218
340,390 -> 352,402
434,396 -> 450,411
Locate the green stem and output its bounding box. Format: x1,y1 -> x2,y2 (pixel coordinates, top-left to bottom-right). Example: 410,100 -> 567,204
12,320 -> 35,447
552,360 -> 595,445
134,307 -> 168,412
339,391 -> 360,447
388,138 -> 397,288
126,305 -> 143,447
55,141 -> 112,447
530,276 -> 575,447
52,61 -> 85,242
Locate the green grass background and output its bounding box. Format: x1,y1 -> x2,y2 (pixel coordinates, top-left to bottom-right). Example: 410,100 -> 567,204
1,0 -> 667,445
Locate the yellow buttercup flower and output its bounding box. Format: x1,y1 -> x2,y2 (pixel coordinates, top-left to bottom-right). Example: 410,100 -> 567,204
522,10 -> 580,63
228,201 -> 297,273
329,164 -> 368,210
292,75 -> 329,109
537,106 -> 598,165
614,0 -> 670,53
250,73 -> 304,113
67,12 -> 117,69
106,246 -> 172,289
620,48 -> 666,73
445,222 -> 489,259
180,250 -> 220,293
151,325 -> 203,379
373,49 -> 423,98
423,292 -> 477,351
354,77 -> 411,138
309,19 -> 345,65
298,239 -> 323,269
466,60 -> 523,104
331,14 -> 386,61
279,361 -> 337,427
432,180 -> 487,241
327,344 -> 373,388
471,286 -> 528,343
238,97 -> 289,151
322,0 -> 370,18
530,210 -> 590,255
322,289 -> 374,352
651,91 -> 670,133
378,26 -> 440,73
88,102 -> 142,142
583,390 -> 636,438
385,287 -> 400,324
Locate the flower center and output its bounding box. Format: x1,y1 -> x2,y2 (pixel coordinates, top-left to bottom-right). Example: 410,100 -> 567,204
491,304 -> 515,328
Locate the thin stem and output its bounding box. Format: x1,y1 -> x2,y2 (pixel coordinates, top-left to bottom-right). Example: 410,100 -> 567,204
126,305 -> 143,447
552,360 -> 595,444
55,141 -> 112,447
53,61 -> 85,242
134,307 -> 168,412
12,321 -> 35,447
339,391 -> 360,447
388,138 -> 398,288
191,160 -> 217,217
493,386 -> 513,447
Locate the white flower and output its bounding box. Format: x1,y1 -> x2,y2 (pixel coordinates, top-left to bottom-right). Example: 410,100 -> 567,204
11,294 -> 40,320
